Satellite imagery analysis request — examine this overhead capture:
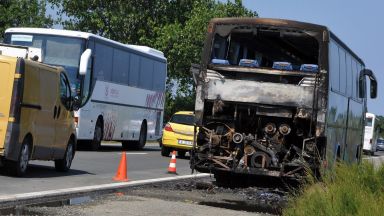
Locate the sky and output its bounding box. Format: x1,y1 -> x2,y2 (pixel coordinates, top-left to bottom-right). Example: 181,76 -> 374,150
241,0 -> 383,115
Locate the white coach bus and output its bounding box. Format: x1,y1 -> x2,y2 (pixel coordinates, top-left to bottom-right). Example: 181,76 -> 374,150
363,112 -> 379,155
3,28 -> 167,150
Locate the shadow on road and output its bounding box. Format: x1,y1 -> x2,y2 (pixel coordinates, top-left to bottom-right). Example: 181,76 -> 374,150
0,164 -> 93,178
77,144 -> 161,152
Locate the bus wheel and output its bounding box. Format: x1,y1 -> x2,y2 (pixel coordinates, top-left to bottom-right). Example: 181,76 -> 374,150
133,122 -> 147,150
8,138 -> 30,177
55,139 -> 75,172
91,119 -> 103,151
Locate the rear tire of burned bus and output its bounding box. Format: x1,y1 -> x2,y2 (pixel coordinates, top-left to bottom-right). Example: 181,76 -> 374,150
7,137 -> 31,177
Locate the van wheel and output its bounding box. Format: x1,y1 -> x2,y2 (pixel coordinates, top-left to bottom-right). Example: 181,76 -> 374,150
55,139 -> 75,172
161,146 -> 170,157
91,120 -> 103,151
8,139 -> 30,177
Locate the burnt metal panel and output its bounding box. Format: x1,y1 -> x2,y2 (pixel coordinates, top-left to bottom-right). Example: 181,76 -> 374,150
206,78 -> 314,109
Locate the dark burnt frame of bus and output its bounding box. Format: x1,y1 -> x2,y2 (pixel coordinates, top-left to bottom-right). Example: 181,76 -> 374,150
190,18 -> 377,181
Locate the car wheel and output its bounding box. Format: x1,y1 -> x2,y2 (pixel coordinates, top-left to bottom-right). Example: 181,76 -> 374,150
91,119 -> 103,151
178,150 -> 186,158
55,139 -> 75,172
161,146 -> 170,157
8,138 -> 30,177
122,141 -> 134,150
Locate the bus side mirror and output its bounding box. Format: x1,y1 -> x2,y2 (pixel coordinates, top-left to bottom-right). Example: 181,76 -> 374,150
71,95 -> 81,111
359,69 -> 377,99
79,49 -> 92,75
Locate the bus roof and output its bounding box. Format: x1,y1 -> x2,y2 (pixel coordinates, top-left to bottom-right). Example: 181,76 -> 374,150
366,113 -> 376,118
5,27 -> 166,61
209,17 -> 365,66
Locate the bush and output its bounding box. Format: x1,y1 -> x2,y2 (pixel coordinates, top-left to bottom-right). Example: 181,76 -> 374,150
283,162 -> 384,216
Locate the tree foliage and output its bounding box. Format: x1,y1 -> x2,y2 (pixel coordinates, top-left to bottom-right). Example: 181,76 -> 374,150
0,0 -> 52,40
48,0 -> 257,120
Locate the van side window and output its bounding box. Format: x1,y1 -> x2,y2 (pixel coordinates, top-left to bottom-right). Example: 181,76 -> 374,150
60,73 -> 71,110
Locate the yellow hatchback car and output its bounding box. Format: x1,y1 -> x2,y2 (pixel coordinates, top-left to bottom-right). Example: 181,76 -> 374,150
161,111 -> 195,157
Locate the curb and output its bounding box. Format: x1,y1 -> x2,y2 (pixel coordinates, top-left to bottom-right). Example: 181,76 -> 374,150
0,173 -> 210,208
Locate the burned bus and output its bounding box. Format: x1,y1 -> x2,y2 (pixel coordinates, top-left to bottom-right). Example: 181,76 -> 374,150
190,18 -> 377,182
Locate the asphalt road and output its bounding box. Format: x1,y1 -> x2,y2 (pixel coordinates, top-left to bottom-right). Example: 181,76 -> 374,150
0,142 -> 194,195
1,142 -> 383,197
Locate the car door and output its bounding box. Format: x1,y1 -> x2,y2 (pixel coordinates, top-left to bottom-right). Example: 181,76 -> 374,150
52,72 -> 73,159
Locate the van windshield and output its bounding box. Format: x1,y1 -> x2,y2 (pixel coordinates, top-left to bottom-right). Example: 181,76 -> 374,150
4,33 -> 85,93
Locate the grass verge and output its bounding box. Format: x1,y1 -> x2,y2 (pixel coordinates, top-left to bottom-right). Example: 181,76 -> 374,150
283,161 -> 384,216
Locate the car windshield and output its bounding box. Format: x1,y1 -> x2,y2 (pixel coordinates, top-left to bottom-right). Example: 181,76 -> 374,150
4,33 -> 85,93
377,139 -> 384,144
170,114 -> 194,125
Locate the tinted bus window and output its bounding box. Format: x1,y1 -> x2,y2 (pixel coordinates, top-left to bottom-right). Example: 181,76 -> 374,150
112,48 -> 130,85
339,48 -> 347,95
94,42 -> 113,81
129,54 -> 140,87
329,41 -> 340,91
139,57 -> 154,90
346,53 -> 353,97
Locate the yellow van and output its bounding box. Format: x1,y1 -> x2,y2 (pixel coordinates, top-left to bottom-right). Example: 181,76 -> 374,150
0,55 -> 77,176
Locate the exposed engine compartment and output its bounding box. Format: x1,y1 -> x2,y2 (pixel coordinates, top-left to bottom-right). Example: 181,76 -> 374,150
193,101 -> 323,179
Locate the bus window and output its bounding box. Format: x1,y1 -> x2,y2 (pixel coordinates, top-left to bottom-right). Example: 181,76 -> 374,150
129,54 -> 140,87
329,40 -> 340,92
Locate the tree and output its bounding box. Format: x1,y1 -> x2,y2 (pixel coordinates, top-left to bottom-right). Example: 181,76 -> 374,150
48,0 -> 257,120
147,1 -> 256,120
0,0 -> 53,40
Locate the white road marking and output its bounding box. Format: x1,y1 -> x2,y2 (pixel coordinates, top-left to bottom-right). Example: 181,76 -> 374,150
118,152 -> 148,155
0,174 -> 210,205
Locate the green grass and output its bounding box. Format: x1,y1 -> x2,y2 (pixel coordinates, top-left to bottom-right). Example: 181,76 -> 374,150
283,162 -> 384,216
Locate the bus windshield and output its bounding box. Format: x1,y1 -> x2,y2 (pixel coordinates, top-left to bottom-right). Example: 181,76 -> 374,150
210,26 -> 319,71
366,117 -> 373,127
4,33 -> 85,92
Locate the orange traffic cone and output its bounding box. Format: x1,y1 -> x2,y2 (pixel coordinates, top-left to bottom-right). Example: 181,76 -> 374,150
113,152 -> 129,181
167,151 -> 177,174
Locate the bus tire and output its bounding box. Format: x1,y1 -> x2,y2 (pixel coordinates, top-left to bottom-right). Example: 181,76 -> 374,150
133,122 -> 147,150
55,139 -> 75,172
8,138 -> 31,177
91,119 -> 103,151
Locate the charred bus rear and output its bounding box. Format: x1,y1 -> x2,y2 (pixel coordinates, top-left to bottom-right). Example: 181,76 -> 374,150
191,18 -> 377,182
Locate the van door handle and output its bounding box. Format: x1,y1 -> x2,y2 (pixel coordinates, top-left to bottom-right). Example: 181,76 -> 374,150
57,106 -> 61,119
54,106 -> 57,119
